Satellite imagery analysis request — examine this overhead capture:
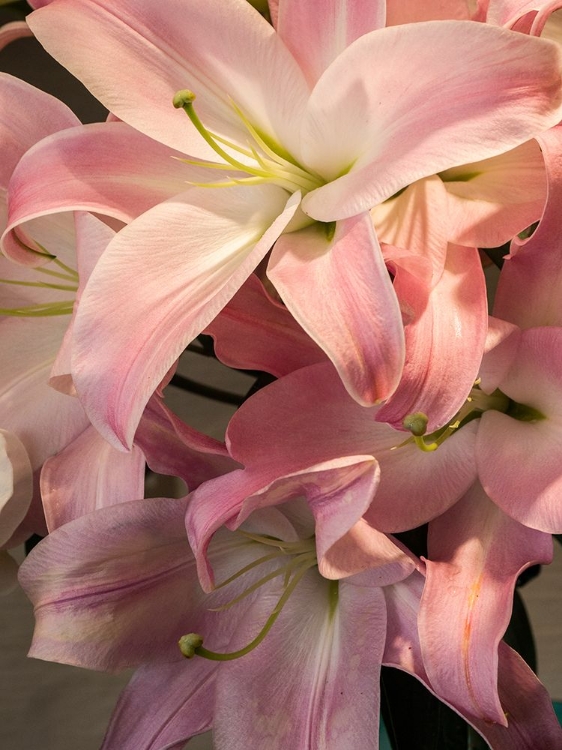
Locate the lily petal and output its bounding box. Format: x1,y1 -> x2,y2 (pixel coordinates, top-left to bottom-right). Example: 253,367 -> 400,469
420,482 -> 552,724
72,185 -> 299,449
214,572 -> 386,750
268,214 -> 404,405
301,22 -> 562,220
276,0 -> 385,86
28,0 -> 310,158
101,660 -> 217,750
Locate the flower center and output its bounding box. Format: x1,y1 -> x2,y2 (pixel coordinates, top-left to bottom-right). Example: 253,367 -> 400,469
173,89 -> 324,194
178,529 -> 330,662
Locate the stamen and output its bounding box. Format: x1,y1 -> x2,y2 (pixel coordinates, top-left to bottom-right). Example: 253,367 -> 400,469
208,550 -> 316,612
179,562 -> 311,661
0,301 -> 75,316
173,89 -> 323,194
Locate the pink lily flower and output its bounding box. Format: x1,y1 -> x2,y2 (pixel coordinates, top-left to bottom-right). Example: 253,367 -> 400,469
184,362 -> 479,592
19,495 -> 560,748
10,0 -> 562,449
0,74 -> 233,534
19,495 -> 416,749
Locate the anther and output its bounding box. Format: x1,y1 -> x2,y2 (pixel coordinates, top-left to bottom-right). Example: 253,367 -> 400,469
403,412 -> 429,437
173,89 -> 196,110
178,633 -> 204,659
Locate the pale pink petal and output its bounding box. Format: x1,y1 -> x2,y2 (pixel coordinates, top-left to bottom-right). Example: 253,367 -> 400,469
485,0 -> 560,28
135,396 -> 238,490
72,186 -> 299,449
268,214 -> 405,405
321,519 -> 415,583
301,22 -> 562,220
482,643 -> 562,750
0,315 -> 89,469
205,273 -> 326,377
40,424 -> 145,531
187,455 -> 380,591
364,420 -> 479,532
50,212 -> 115,394
495,127 -> 562,328
28,0 -> 310,158
372,175 -> 450,285
478,317 -> 520,394
276,0 -> 385,86
0,429 -> 33,547
4,122 -> 194,265
235,456 -> 381,576
478,327 -> 562,530
386,0 -> 471,24
0,72 -> 78,190
19,497 -> 268,670
420,482 -> 552,724
440,140 -> 547,247
214,572 -> 385,750
101,661 -> 217,750
377,245 -> 487,432
223,360 -> 478,530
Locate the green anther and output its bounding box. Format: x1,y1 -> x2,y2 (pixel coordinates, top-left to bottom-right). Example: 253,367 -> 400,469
178,633 -> 204,659
172,89 -> 196,109
403,412 -> 429,437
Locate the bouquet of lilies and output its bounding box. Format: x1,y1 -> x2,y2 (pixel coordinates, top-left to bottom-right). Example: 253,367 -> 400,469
3,0 -> 562,747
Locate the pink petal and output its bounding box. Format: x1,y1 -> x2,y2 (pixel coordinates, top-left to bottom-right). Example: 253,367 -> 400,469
0,429 -> 33,547
206,273 -> 326,377
4,121 -> 193,265
383,572 -> 562,748
268,213 -> 405,405
72,186 -> 299,449
420,482 -> 552,724
0,315 -> 89,469
321,519 -> 415,583
0,22 -> 33,52
363,420 -> 479,532
135,396 -> 238,490
377,245 -> 487,432
301,22 -> 562,220
495,126 -> 562,328
276,0 -> 385,86
187,455 -> 380,591
478,317 -> 521,394
214,572 -> 386,750
441,140 -> 547,247
235,456 -> 381,576
0,72 -> 78,190
477,327 -> 562,531
101,660 -> 217,750
372,175 -> 450,285
386,0 -> 471,24
28,0 -> 310,159
40,424 -> 145,531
